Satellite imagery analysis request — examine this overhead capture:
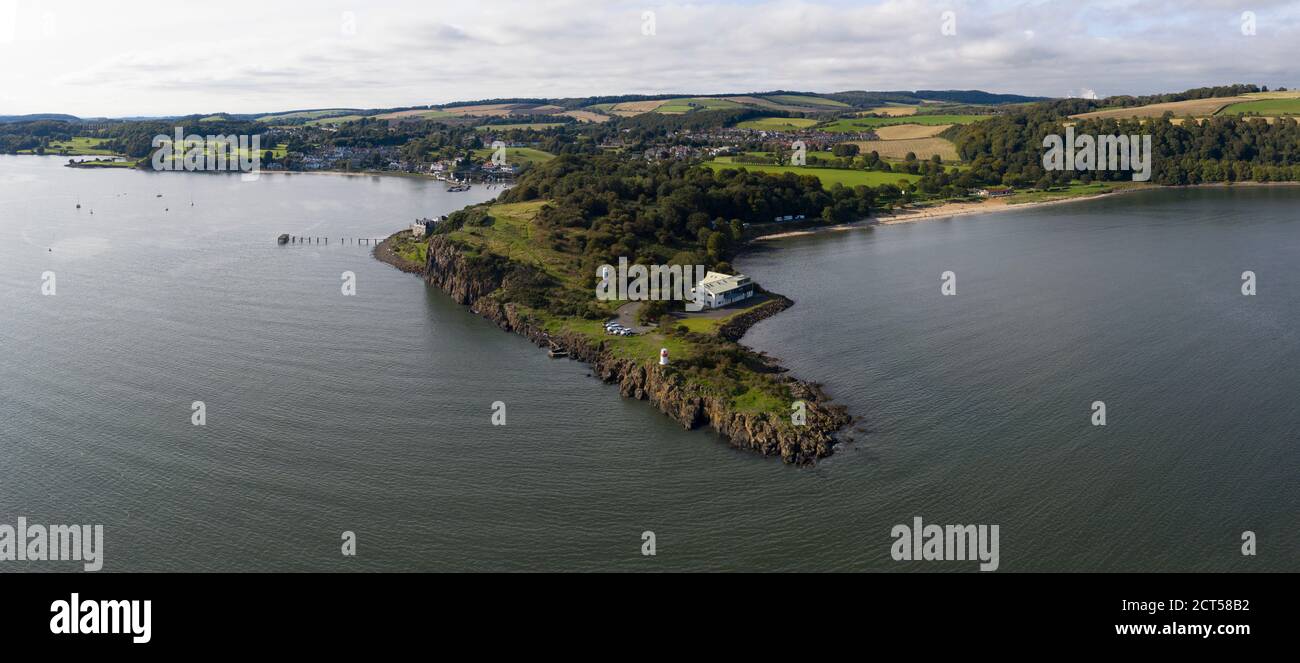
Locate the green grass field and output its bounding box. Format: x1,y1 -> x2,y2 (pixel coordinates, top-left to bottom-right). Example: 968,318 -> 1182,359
468,147 -> 555,166
20,137 -> 121,156
257,109 -> 360,122
474,123 -> 566,131
763,94 -> 850,108
1003,181 -> 1152,205
705,159 -> 922,187
1217,98 -> 1300,116
450,201 -> 587,288
152,140 -> 288,164
735,116 -> 820,130
820,114 -> 989,132
305,114 -> 368,126
374,109 -> 457,121
444,200 -> 800,421
655,97 -> 744,113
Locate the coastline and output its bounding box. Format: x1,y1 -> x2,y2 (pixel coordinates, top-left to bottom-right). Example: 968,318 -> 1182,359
751,181 -> 1300,241
750,189 -> 1125,240
374,232 -> 854,464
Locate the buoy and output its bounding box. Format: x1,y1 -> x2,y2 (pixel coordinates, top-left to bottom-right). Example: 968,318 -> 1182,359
659,348 -> 669,366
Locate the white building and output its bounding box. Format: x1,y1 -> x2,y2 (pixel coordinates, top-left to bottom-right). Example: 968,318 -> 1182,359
691,271 -> 756,310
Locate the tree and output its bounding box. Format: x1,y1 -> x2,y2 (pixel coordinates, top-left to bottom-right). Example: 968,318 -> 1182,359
832,143 -> 860,158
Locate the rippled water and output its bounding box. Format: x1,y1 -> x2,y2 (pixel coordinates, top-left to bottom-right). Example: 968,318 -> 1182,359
2,157 -> 1296,571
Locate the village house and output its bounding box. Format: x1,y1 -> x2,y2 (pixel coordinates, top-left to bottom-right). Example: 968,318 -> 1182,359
975,187 -> 1015,198
691,271 -> 757,310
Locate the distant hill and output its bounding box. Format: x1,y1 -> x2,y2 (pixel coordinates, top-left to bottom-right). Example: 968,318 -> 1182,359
0,113 -> 82,124
913,90 -> 1047,104
3,89 -> 1048,126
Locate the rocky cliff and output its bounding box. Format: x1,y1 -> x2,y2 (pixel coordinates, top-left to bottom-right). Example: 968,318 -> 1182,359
405,234 -> 852,464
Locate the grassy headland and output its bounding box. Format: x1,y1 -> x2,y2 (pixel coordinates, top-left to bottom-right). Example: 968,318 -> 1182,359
377,155 -> 860,462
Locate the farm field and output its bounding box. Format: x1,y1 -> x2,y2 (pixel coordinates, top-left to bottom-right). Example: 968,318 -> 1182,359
735,116 -> 820,130
763,94 -> 850,108
852,137 -> 960,161
19,137 -> 120,156
560,110 -> 609,123
1217,98 -> 1300,116
475,123 -> 566,131
653,97 -> 743,113
306,114 -> 368,126
862,105 -> 919,116
704,159 -> 922,187
590,94 -> 854,117
723,96 -> 830,113
469,147 -> 555,165
596,100 -> 669,115
374,108 -> 457,121
872,123 -> 952,139
821,114 -> 988,132
1070,97 -> 1249,120
256,109 -> 360,122
436,104 -> 519,117
150,141 -> 288,163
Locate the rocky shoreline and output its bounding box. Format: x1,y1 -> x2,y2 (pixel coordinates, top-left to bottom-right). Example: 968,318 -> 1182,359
375,233 -> 853,464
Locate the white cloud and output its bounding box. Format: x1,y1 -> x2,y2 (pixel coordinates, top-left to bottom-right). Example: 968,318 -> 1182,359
0,0 -> 1297,116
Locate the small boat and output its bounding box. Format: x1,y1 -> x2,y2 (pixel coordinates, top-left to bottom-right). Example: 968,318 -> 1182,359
277,234 -> 290,245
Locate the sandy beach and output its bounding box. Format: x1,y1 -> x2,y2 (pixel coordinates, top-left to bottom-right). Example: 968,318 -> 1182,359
751,181 -> 1300,241
752,187 -> 1141,241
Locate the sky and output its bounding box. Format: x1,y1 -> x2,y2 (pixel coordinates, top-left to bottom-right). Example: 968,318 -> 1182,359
1,0 -> 1298,117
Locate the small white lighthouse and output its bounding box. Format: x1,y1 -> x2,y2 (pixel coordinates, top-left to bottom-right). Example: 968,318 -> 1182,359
659,348 -> 669,366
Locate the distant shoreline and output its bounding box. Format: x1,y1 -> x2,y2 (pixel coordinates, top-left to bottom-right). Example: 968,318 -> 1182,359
750,181 -> 1300,241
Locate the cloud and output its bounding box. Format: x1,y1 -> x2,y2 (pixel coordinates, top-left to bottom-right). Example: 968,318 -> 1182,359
2,0 -> 1298,116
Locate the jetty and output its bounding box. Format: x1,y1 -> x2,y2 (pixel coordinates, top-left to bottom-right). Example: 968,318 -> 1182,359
276,234 -> 388,245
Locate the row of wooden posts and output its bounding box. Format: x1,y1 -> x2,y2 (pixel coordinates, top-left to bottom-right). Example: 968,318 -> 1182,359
285,236 -> 386,245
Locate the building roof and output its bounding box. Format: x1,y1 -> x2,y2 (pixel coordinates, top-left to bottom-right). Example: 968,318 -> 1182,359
696,271 -> 752,296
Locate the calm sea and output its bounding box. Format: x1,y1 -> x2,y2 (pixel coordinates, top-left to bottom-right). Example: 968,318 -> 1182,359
1,156 -> 1296,571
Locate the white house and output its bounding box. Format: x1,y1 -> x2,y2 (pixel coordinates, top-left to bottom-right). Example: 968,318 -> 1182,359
691,271 -> 756,310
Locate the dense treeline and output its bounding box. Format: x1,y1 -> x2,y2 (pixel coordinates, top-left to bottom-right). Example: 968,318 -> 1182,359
0,120 -> 80,152
946,95 -> 1300,186
601,108 -> 764,141
445,154 -> 873,280
1099,84 -> 1261,110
